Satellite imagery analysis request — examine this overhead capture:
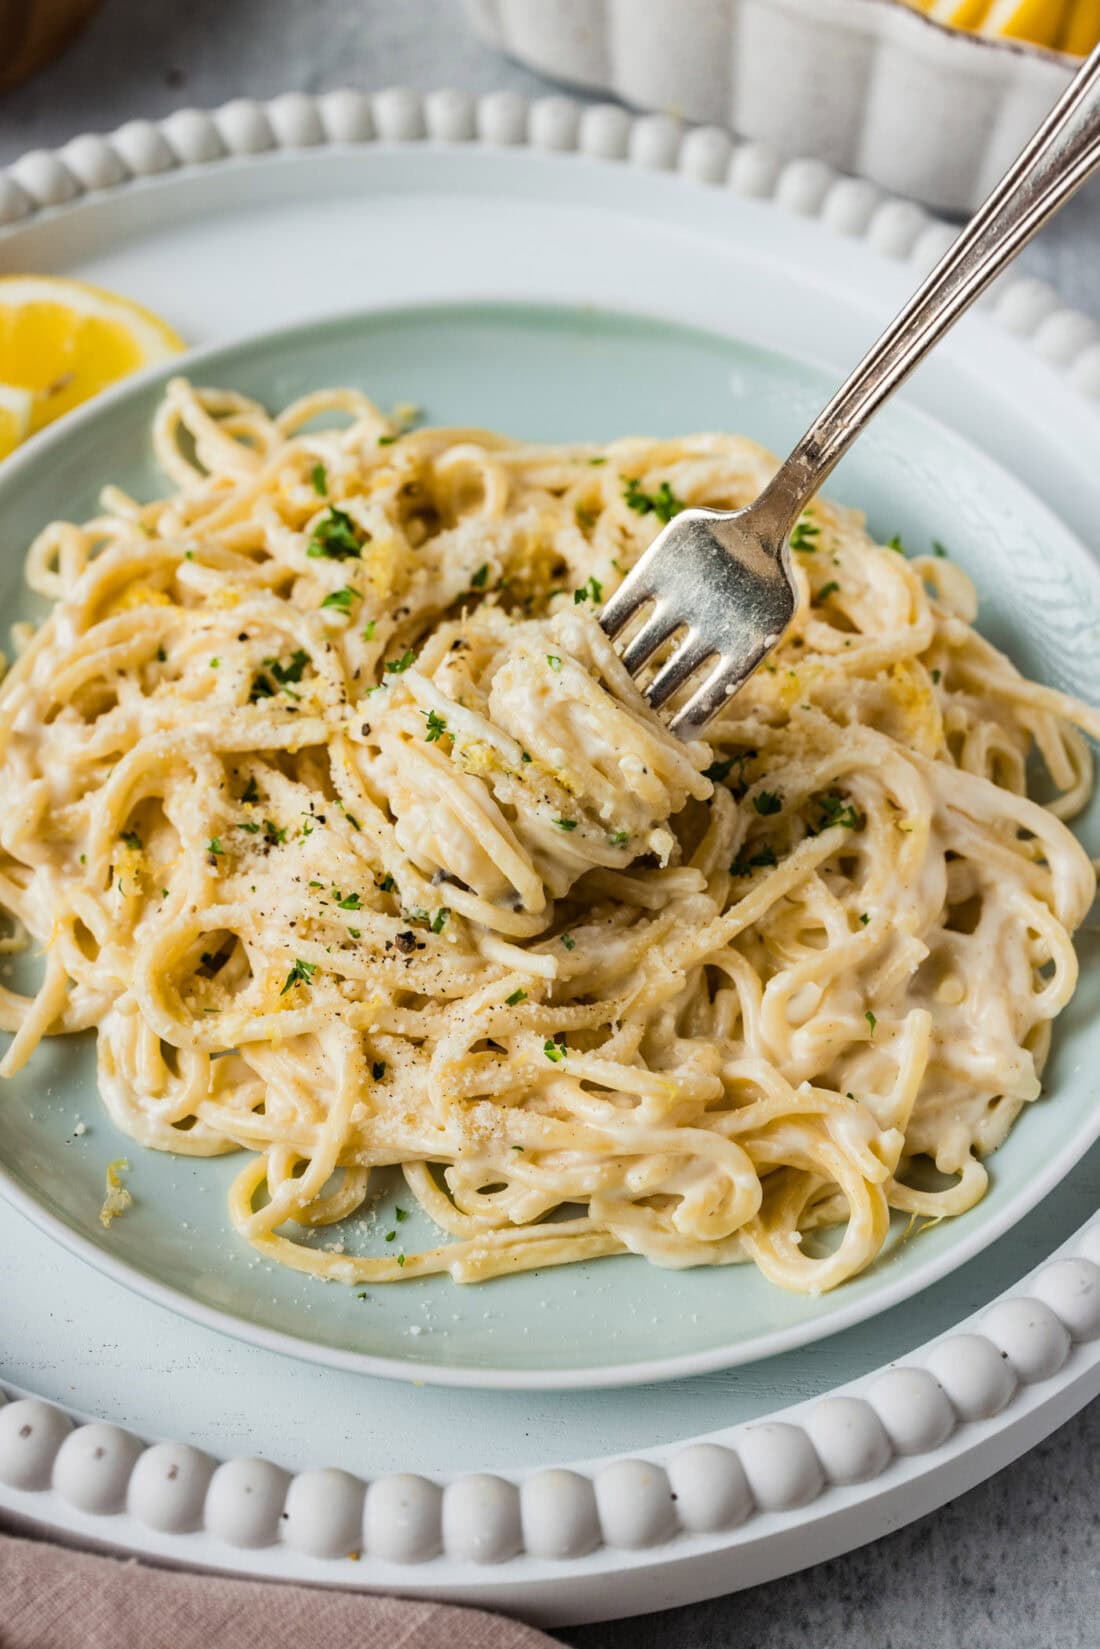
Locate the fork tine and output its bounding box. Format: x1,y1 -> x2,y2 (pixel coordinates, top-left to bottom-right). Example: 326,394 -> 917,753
619,605 -> 682,677
668,655 -> 755,740
598,577 -> 651,642
644,632 -> 716,710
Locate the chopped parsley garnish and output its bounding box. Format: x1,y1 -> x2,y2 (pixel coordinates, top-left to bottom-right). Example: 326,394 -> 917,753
156,645 -> 167,663
207,837 -> 224,857
814,792 -> 864,832
342,809 -> 361,831
543,1039 -> 566,1063
237,820 -> 260,834
242,777 -> 260,805
336,891 -> 361,910
818,580 -> 840,601
573,575 -> 603,605
251,649 -> 310,702
886,534 -> 907,555
363,619 -> 376,642
521,751 -> 532,763
385,1230 -> 396,1243
622,476 -> 684,524
860,912 -> 870,925
470,563 -> 490,589
378,873 -> 396,893
321,586 -> 358,613
560,934 -> 576,951
281,958 -> 317,995
865,1009 -> 877,1034
310,462 -> 328,496
790,518 -> 819,553
307,507 -> 362,561
754,790 -> 782,816
932,540 -> 948,558
703,749 -> 756,795
263,819 -> 287,847
372,1061 -> 386,1080
608,830 -> 629,846
730,844 -> 778,876
546,654 -> 562,672
267,649 -> 310,685
505,988 -> 527,1006
119,831 -> 142,851
395,1206 -> 409,1223
430,908 -> 450,934
384,648 -> 415,674
396,1253 -> 405,1267
589,456 -> 607,466
554,818 -> 577,832
931,668 -> 942,685
347,926 -> 361,938
377,433 -> 397,446
209,656 -> 220,668
424,709 -> 447,743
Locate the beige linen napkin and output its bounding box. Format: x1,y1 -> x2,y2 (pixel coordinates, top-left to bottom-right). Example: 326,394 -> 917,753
0,1530 -> 561,1649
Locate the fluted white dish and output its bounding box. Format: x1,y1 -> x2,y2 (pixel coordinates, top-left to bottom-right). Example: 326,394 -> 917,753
463,0 -> 1077,212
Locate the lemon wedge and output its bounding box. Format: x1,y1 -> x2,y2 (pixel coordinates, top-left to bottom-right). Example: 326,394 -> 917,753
0,275 -> 184,453
901,0 -> 1098,47
1060,0 -> 1100,49
978,0 -> 1069,44
927,0 -> 995,28
0,383 -> 33,461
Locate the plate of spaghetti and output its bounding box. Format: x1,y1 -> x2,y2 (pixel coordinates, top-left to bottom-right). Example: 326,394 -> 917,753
1,302 -> 1098,1386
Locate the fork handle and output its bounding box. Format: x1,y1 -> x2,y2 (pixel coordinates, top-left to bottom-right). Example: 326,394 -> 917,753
753,43 -> 1100,541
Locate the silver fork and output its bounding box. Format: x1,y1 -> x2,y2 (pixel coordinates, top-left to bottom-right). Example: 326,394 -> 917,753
600,44 -> 1100,740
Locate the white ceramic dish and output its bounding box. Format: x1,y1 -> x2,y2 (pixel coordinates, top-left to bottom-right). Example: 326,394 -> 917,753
4,299 -> 1100,1392
463,0 -> 1077,213
1,87 -> 1099,1622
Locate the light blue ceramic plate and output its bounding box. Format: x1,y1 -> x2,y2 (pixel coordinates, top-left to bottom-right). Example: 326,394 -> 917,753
2,302 -> 1098,1389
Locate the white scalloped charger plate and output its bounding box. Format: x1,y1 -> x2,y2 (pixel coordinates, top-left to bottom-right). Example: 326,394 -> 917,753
1,91 -> 1099,1622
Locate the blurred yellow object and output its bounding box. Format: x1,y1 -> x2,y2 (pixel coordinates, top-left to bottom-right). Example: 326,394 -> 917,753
1060,0 -> 1100,50
0,276 -> 183,457
0,0 -> 103,92
0,384 -> 33,461
927,0 -> 993,28
979,0 -> 1069,45
901,0 -> 1097,49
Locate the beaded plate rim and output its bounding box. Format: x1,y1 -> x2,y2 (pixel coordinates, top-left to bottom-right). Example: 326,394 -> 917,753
1,84 -> 1099,398
1,85 -> 1099,1600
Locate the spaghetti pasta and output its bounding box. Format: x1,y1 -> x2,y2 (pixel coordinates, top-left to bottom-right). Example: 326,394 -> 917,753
0,377 -> 1095,1294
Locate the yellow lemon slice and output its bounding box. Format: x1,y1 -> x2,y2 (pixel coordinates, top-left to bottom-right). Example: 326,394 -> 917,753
0,384 -> 33,461
1060,0 -> 1100,50
978,0 -> 1069,44
0,275 -> 184,449
927,0 -> 995,29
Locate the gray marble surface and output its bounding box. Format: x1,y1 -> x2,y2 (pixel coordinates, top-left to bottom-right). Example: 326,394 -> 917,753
0,3 -> 1097,1644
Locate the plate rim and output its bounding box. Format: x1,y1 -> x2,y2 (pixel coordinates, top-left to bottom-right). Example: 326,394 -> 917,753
3,295 -> 1100,1391
1,87 -> 1099,1616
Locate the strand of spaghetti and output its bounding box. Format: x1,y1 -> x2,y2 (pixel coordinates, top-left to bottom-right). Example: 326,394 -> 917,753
0,385 -> 1093,1296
